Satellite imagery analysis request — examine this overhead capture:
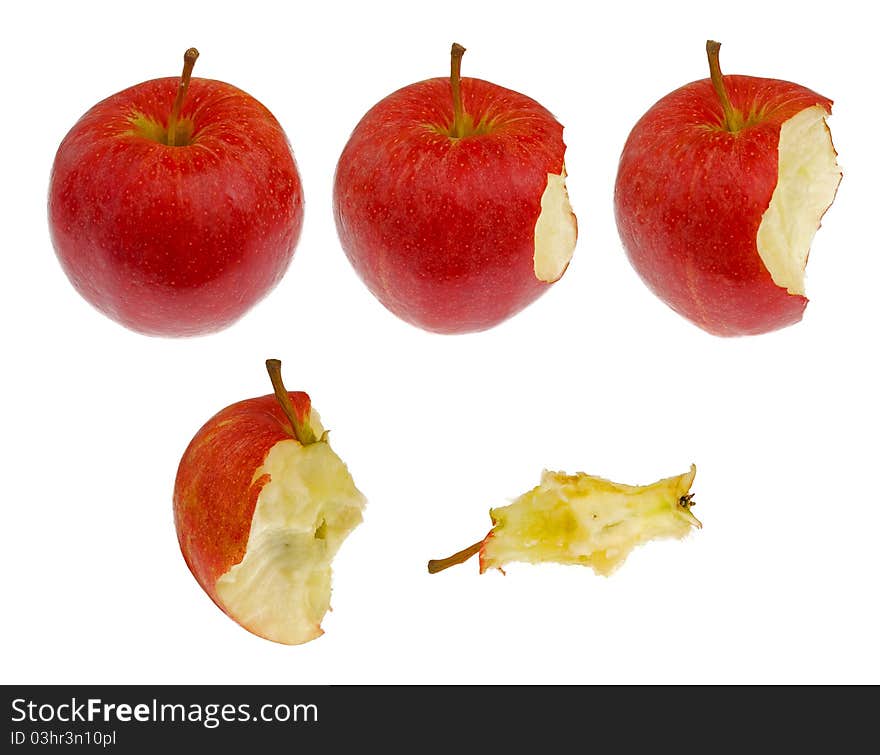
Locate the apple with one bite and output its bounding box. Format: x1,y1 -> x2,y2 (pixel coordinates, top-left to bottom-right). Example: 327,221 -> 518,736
49,49 -> 304,337
173,360 -> 365,645
614,41 -> 841,336
429,465 -> 700,575
333,43 -> 577,334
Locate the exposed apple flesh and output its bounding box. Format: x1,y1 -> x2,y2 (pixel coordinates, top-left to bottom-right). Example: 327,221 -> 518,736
215,435 -> 365,645
757,105 -> 841,295
534,170 -> 577,282
174,361 -> 365,645
428,465 -> 700,576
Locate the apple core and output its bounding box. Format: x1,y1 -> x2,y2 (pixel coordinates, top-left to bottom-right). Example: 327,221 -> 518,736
429,466 -> 700,575
481,466 -> 699,574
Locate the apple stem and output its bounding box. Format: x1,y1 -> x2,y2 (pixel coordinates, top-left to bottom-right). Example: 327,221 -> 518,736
167,47 -> 199,146
427,540 -> 482,574
265,359 -> 319,445
706,40 -> 743,132
450,42 -> 467,138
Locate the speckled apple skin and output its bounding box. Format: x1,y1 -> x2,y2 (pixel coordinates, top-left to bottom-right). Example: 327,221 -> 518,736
173,391 -> 311,616
614,75 -> 833,336
49,77 -> 303,337
334,77 -> 568,334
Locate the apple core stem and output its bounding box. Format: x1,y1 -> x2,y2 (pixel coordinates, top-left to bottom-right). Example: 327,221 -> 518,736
265,359 -> 319,445
450,43 -> 466,138
167,47 -> 199,146
427,540 -> 482,574
706,40 -> 743,132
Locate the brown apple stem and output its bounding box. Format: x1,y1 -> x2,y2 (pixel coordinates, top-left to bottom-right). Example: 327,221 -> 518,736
706,40 -> 743,132
427,540 -> 482,574
450,42 -> 467,138
167,47 -> 199,146
265,359 -> 319,445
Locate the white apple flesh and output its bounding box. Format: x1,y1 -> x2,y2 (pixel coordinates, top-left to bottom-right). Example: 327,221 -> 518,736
756,105 -> 842,295
534,170 -> 578,283
215,427 -> 366,645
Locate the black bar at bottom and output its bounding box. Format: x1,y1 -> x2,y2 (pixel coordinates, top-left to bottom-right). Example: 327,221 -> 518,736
1,685 -> 873,748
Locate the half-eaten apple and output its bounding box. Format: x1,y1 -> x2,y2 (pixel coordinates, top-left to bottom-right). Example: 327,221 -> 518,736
173,360 -> 365,645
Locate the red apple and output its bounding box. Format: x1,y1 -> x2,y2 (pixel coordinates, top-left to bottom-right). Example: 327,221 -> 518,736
173,360 -> 366,645
614,41 -> 841,336
49,49 -> 303,337
333,43 -> 577,334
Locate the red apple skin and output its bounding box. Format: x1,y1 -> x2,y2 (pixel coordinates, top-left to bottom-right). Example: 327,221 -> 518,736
334,77 -> 568,334
478,531 -> 494,575
173,391 -> 312,617
49,77 -> 303,337
614,75 -> 833,336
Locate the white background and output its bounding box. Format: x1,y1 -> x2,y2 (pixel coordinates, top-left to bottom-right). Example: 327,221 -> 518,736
2,0 -> 877,684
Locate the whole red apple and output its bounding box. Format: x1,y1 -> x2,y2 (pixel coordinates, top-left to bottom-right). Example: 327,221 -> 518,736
49,49 -> 303,337
614,41 -> 841,336
174,360 -> 366,645
333,43 -> 577,334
